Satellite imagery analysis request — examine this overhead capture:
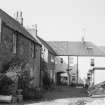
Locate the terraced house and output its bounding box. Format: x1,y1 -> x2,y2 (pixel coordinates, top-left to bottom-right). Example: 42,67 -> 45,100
27,28 -> 57,86
0,9 -> 41,89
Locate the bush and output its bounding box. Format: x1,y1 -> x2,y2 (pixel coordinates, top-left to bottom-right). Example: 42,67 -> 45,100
0,56 -> 28,96
0,55 -> 42,100
42,72 -> 52,89
0,75 -> 16,95
23,87 -> 42,100
41,58 -> 53,89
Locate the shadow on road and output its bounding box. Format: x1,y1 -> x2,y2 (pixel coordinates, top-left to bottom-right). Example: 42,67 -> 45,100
23,87 -> 89,105
41,87 -> 88,101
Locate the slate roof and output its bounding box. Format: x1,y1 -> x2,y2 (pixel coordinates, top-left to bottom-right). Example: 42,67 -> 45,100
0,9 -> 40,45
36,36 -> 57,55
27,28 -> 42,45
100,46 -> 105,52
27,28 -> 56,55
47,41 -> 105,56
27,28 -> 105,57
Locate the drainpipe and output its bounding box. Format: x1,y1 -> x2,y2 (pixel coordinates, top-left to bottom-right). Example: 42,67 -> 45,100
67,56 -> 70,86
39,47 -> 42,88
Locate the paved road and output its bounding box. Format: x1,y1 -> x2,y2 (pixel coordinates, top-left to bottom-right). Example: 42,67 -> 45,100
0,87 -> 105,105
23,86 -> 105,105
24,87 -> 91,105
42,86 -> 88,100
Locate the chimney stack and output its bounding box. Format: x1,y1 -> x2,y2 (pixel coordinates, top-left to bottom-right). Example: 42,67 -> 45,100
16,11 -> 23,25
81,27 -> 86,44
32,24 -> 38,36
81,36 -> 85,44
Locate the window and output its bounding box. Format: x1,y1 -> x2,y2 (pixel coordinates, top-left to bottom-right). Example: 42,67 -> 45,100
51,55 -> 54,63
13,33 -> 17,54
60,58 -> 63,63
31,42 -> 36,58
72,77 -> 75,81
0,18 -> 2,43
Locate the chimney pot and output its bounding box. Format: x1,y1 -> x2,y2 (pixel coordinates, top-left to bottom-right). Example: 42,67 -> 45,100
81,36 -> 85,44
15,11 -> 23,26
17,11 -> 18,17
20,11 -> 22,17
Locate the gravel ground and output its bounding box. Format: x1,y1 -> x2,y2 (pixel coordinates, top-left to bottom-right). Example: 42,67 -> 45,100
24,97 -> 105,105
0,97 -> 105,105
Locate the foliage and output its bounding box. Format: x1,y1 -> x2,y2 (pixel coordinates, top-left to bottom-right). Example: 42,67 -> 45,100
40,58 -> 48,72
2,55 -> 28,73
40,58 -> 53,89
0,55 -> 28,96
0,55 -> 43,99
0,75 -> 16,95
42,71 -> 52,89
18,70 -> 33,98
19,69 -> 43,99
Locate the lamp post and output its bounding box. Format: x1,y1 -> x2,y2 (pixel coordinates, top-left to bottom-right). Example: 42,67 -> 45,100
91,58 -> 95,67
66,68 -> 71,86
87,72 -> 91,87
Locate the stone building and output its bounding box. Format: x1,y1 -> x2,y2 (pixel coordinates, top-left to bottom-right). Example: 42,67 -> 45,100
27,28 -> 56,85
37,36 -> 56,82
0,9 -> 41,88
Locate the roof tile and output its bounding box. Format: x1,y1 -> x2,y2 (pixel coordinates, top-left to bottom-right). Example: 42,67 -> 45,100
47,41 -> 105,56
0,9 -> 40,45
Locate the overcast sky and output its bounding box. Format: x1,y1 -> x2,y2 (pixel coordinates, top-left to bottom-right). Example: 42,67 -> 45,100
0,0 -> 105,45
1,0 -> 105,83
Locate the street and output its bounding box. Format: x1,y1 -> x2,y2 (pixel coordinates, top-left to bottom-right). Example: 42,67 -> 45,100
24,87 -> 92,105
0,87 -> 105,105
23,87 -> 105,105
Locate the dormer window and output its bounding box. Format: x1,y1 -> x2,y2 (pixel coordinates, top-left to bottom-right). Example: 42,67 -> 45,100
87,47 -> 93,54
87,47 -> 93,50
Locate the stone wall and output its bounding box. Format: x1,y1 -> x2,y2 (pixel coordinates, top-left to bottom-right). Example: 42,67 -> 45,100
48,52 -> 56,82
0,21 -> 41,87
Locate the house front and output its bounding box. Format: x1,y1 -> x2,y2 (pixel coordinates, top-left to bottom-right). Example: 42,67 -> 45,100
0,9 -> 41,91
27,28 -> 57,85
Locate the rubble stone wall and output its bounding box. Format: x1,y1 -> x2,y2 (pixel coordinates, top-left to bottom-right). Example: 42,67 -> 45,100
48,52 -> 55,81
0,22 -> 41,87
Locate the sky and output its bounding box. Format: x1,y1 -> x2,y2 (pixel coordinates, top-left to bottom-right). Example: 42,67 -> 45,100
1,0 -> 105,83
0,0 -> 105,45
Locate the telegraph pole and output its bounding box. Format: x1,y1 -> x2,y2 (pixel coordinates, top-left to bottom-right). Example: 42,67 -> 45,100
77,56 -> 78,85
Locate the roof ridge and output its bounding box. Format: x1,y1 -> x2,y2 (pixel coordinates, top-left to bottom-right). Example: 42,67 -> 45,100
47,41 -> 91,42
47,41 -> 105,56
0,9 -> 40,45
0,9 -> 21,27
37,36 -> 57,55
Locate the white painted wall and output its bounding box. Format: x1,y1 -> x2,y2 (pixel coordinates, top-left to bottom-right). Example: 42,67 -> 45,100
94,70 -> 105,85
57,56 -> 105,84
